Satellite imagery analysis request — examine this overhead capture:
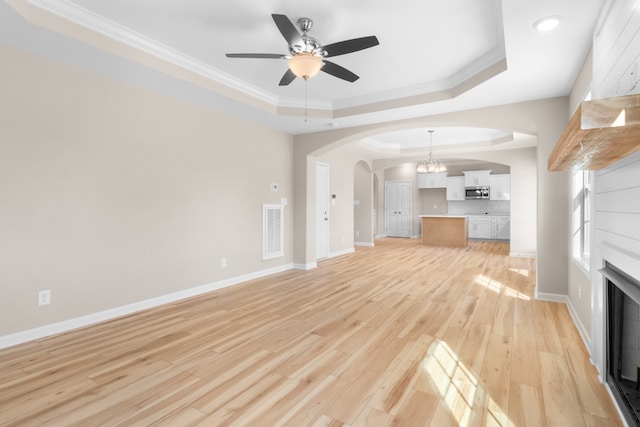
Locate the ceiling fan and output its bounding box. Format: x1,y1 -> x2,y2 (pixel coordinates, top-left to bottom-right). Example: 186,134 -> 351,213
226,14 -> 379,86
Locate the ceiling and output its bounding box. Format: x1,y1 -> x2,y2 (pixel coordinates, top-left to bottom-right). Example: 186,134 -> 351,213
1,0 -> 604,154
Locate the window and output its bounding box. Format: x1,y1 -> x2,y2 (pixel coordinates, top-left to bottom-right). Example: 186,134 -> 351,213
572,170 -> 591,271
263,204 -> 284,260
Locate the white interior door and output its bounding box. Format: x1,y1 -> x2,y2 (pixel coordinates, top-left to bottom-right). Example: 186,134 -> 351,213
385,181 -> 412,238
316,162 -> 330,259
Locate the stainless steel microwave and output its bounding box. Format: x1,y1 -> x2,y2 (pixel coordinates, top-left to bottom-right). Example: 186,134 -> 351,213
465,186 -> 490,199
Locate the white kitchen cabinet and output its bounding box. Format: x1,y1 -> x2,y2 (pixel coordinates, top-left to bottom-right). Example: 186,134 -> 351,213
446,176 -> 465,201
490,174 -> 511,200
417,172 -> 447,189
492,215 -> 510,240
463,170 -> 491,187
468,215 -> 492,239
469,215 -> 510,240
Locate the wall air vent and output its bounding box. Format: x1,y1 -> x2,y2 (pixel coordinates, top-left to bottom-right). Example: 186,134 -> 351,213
263,204 -> 284,260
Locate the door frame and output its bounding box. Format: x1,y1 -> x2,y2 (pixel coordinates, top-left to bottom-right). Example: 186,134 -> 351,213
384,180 -> 412,238
316,162 -> 330,260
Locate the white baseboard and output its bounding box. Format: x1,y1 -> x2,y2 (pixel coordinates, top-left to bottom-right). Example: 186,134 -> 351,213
534,291 -> 568,304
293,262 -> 317,270
537,292 -> 599,386
375,234 -> 386,239
328,248 -> 355,259
0,263 -> 295,350
509,251 -> 537,258
565,298 -> 591,351
355,241 -> 374,247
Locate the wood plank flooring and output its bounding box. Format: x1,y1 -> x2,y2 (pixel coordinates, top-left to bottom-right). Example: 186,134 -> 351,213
0,238 -> 622,426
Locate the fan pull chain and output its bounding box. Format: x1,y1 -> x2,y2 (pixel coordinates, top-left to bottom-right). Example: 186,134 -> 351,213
304,77 -> 308,123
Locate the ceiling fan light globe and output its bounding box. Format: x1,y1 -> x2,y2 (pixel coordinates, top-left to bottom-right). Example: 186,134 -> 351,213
288,53 -> 323,79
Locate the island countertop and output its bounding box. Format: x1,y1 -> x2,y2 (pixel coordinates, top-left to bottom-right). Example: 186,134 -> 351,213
418,214 -> 467,218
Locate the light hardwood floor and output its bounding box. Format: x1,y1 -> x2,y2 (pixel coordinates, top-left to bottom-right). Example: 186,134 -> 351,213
0,238 -> 622,426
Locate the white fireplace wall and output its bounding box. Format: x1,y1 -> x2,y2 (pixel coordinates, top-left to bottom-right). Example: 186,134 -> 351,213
591,153 -> 640,379
586,0 -> 640,380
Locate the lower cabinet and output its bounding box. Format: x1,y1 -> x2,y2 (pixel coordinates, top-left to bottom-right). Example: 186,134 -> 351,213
492,215 -> 510,240
469,215 -> 510,240
468,216 -> 492,239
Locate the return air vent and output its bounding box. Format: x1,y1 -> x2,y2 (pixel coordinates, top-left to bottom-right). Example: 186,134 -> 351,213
263,204 -> 284,260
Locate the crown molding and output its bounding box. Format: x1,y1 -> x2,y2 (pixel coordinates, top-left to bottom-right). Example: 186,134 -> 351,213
15,0 -> 281,106
9,0 -> 508,120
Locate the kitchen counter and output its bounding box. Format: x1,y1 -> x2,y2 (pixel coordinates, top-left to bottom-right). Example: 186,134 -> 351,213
418,214 -> 468,218
419,215 -> 468,248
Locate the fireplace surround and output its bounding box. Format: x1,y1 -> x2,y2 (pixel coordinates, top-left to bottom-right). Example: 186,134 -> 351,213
603,262 -> 640,426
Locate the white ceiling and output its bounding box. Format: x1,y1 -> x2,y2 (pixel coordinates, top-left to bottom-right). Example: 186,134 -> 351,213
1,0 -> 604,153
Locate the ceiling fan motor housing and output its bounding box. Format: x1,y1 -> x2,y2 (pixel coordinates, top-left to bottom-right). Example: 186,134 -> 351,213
296,17 -> 313,33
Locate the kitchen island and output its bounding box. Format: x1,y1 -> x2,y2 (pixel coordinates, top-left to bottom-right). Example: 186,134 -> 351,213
419,215 -> 468,248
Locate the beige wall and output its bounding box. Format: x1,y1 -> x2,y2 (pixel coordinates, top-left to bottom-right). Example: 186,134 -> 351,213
0,44 -> 294,336
566,49 -> 594,340
354,161 -> 374,246
419,189 -> 448,216
316,145 -> 373,256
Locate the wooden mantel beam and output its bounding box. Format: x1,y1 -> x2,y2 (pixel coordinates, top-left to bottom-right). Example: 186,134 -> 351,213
548,94 -> 640,171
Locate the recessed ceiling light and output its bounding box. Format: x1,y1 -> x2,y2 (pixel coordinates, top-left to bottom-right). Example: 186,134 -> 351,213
534,16 -> 561,32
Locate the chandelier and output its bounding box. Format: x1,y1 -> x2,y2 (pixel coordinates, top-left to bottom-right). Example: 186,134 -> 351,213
416,130 -> 447,173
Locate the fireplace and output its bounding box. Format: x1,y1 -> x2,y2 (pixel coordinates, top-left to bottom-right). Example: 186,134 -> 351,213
603,262 -> 640,426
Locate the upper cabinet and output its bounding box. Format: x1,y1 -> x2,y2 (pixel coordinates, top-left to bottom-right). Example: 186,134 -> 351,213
417,172 -> 447,189
463,170 -> 491,187
490,174 -> 510,200
446,176 -> 465,201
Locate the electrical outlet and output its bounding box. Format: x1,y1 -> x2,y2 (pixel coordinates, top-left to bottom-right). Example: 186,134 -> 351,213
220,257 -> 227,268
38,290 -> 51,306
355,230 -> 360,237
578,286 -> 582,301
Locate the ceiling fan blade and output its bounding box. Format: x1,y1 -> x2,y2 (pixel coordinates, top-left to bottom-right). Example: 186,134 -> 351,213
226,53 -> 286,59
279,69 -> 296,86
271,14 -> 304,49
323,36 -> 379,58
321,60 -> 359,82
